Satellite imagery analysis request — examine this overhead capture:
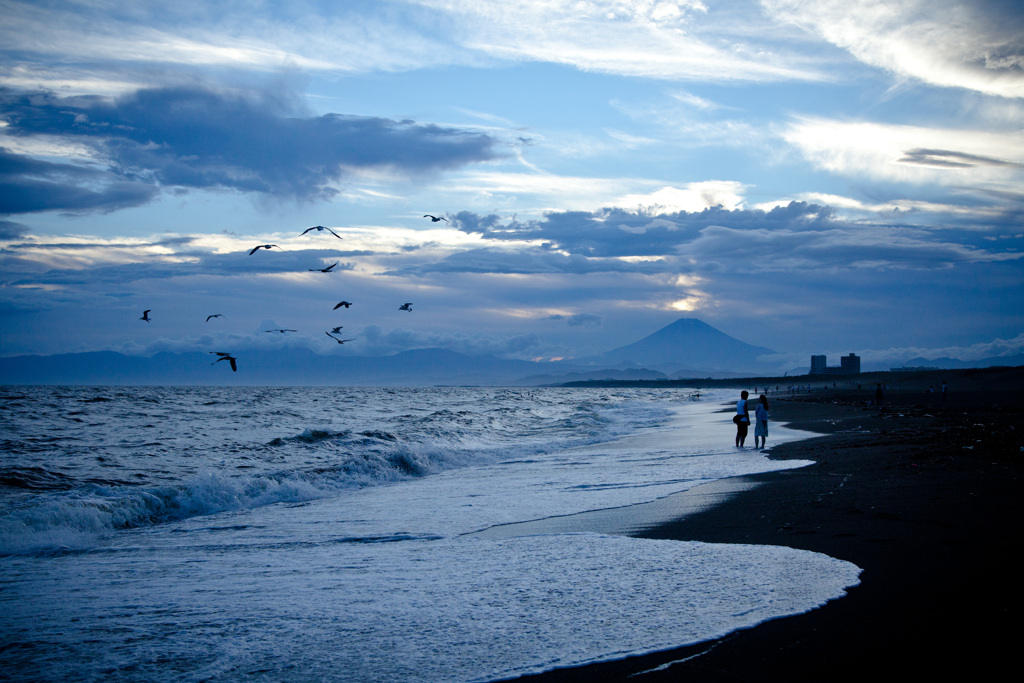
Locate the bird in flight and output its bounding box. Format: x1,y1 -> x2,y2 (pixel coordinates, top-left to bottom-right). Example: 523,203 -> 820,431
399,303 -> 413,311
423,214 -> 449,224
209,352 -> 238,372
301,225 -> 343,239
262,328 -> 297,334
249,244 -> 280,255
309,262 -> 338,273
333,301 -> 353,310
206,314 -> 223,323
140,310 -> 151,322
326,332 -> 355,344
330,326 -> 344,334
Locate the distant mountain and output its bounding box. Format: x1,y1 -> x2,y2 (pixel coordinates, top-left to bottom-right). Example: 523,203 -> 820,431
585,318 -> 776,374
0,348 -> 576,387
886,354 -> 1024,371
0,318 -> 783,386
12,317 -> 1012,387
518,367 -> 669,385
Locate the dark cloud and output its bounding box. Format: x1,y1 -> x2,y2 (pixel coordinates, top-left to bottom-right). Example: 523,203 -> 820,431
0,85 -> 498,213
0,219 -> 28,239
434,202 -> 1021,275
452,202 -> 836,257
0,148 -> 158,214
545,313 -> 602,327
898,148 -> 1023,169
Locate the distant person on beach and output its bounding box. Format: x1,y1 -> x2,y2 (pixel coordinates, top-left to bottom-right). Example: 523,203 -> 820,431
875,383 -> 884,408
754,394 -> 769,449
735,390 -> 750,447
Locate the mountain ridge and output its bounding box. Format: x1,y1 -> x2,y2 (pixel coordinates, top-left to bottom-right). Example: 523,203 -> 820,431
4,318 -> 1012,385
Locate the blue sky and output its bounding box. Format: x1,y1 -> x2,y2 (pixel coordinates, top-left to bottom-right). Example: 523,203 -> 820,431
1,0 -> 1022,371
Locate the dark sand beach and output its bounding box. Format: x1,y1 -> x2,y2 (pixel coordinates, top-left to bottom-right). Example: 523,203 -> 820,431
507,366 -> 1024,681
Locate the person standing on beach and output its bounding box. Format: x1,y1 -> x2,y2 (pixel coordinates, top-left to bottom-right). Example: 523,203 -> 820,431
875,383 -> 884,409
754,394 -> 769,449
735,390 -> 750,447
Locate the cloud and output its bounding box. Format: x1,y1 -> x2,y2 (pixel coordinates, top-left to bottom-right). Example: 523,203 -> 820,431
545,313 -> 602,327
0,219 -> 28,239
388,247 -> 670,276
410,0 -> 828,82
782,117 -> 1024,194
434,201 -> 1024,277
0,85 -> 499,213
0,148 -> 158,214
453,202 -> 838,258
897,148 -> 1023,169
355,324 -> 542,357
614,182 -> 748,213
762,0 -> 1024,97
762,332 -> 1024,370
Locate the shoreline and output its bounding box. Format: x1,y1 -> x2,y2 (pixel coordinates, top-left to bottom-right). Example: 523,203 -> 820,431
502,366 -> 1024,681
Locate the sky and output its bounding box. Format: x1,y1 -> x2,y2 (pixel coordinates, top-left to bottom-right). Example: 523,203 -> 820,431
1,0 -> 1023,372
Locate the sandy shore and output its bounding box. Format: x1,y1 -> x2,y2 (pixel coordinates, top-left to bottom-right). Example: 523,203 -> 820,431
502,366 -> 1024,681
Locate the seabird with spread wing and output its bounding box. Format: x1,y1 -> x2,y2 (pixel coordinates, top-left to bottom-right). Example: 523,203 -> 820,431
301,225 -> 343,239
326,332 -> 355,344
209,352 -> 238,372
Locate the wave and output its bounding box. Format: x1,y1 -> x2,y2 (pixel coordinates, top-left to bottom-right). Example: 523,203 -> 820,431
0,431 -> 494,556
0,387 -> 685,556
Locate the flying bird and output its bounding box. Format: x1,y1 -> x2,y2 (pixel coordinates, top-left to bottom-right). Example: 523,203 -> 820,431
140,310 -> 151,322
309,262 -> 338,273
249,244 -> 280,255
301,225 -> 343,239
423,214 -> 449,224
326,332 -> 355,344
399,303 -> 413,311
262,328 -> 297,334
210,352 -> 238,372
205,314 -> 223,322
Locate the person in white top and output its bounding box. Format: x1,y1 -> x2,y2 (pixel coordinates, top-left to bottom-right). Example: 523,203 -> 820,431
754,394 -> 769,449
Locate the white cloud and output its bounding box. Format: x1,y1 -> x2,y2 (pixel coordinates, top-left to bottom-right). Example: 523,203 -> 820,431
762,0 -> 1024,97
783,116 -> 1024,193
410,0 -> 827,82
615,181 -> 748,213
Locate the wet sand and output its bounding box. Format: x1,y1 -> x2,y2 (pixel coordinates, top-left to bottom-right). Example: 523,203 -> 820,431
503,366 -> 1024,681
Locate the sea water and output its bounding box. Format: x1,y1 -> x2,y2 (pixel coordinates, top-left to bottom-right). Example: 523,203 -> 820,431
0,385 -> 860,681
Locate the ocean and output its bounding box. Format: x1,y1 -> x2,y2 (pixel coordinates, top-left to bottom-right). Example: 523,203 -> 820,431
0,385 -> 860,682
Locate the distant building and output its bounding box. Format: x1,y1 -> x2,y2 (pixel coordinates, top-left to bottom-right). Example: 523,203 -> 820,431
809,353 -> 861,375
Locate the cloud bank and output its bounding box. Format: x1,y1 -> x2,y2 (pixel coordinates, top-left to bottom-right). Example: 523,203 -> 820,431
0,85 -> 498,213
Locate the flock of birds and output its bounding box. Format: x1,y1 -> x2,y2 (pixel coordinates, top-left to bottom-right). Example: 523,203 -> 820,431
139,218 -> 440,372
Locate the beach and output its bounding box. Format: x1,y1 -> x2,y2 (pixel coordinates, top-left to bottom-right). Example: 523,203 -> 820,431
2,372 -> 1020,680
509,366 -> 1024,681
0,386 -> 855,681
